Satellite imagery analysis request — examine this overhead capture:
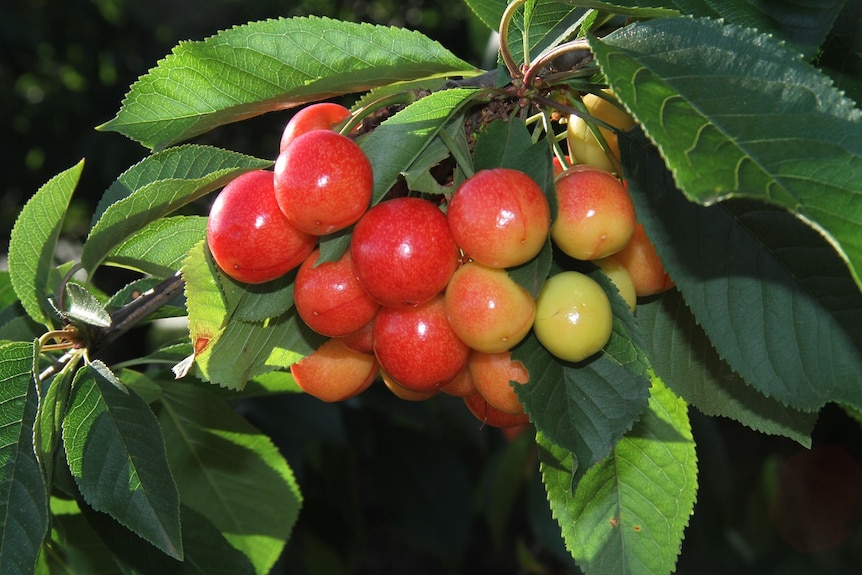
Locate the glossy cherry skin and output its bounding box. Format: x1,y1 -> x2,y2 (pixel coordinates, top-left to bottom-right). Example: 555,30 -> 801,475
206,170 -> 316,284
279,102 -> 351,153
611,223 -> 675,297
552,165 -> 636,261
293,249 -> 380,337
469,350 -> 530,415
351,197 -> 460,307
447,168 -> 550,268
444,262 -> 535,353
274,129 -> 373,236
372,295 -> 471,392
291,338 -> 378,402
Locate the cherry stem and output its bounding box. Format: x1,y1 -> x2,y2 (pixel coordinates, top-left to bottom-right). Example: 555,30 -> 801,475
521,38 -> 592,89
499,0 -> 527,79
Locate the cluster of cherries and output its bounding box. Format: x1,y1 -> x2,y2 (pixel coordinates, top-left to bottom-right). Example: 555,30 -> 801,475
206,96 -> 672,429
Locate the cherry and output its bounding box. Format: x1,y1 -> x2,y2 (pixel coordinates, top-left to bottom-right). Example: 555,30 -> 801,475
372,295 -> 471,392
611,223 -> 675,297
206,170 -> 316,284
551,165 -> 636,261
444,261 -> 535,353
293,249 -> 380,337
291,338 -> 379,402
279,102 -> 351,153
351,197 -> 460,307
469,350 -> 529,415
533,271 -> 613,362
274,129 -> 373,236
463,392 -> 531,429
447,168 -> 550,268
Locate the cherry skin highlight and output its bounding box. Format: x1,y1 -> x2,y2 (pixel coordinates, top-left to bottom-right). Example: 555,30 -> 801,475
274,129 -> 373,236
206,170 -> 316,284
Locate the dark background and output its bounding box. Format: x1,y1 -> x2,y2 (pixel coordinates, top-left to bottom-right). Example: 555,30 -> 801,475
4,2 -> 862,574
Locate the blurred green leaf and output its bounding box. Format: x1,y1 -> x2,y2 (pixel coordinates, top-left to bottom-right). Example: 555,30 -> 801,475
99,16 -> 477,150
594,17 -> 862,291
0,342 -> 48,575
105,215 -> 208,278
155,382 -> 302,575
539,377 -> 697,575
624,133 -> 862,412
8,160 -> 82,328
63,361 -> 182,560
82,145 -> 270,276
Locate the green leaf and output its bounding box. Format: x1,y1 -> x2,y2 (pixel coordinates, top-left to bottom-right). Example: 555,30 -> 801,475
81,503 -> 256,575
363,87 -> 484,205
195,310 -> 321,390
155,382 -> 302,575
592,17 -> 862,291
465,0 -> 599,67
63,361 -> 182,560
82,145 -> 270,276
539,377 -> 697,575
623,134 -> 862,412
0,273 -> 18,309
105,215 -> 208,278
99,16 -> 476,150
33,356 -> 78,480
62,283 -> 111,328
182,240 -> 228,363
637,291 -> 817,446
182,240 -> 321,389
8,160 -> 83,328
558,0 -> 678,18
220,268 -> 297,324
821,1 -> 862,105
514,267 -> 651,483
0,342 -> 49,575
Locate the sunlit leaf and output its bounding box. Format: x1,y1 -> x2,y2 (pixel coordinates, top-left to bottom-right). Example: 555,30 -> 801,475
105,215 -> 208,278
99,17 -> 476,150
62,283 -> 111,328
540,377 -> 697,575
8,161 -> 82,328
